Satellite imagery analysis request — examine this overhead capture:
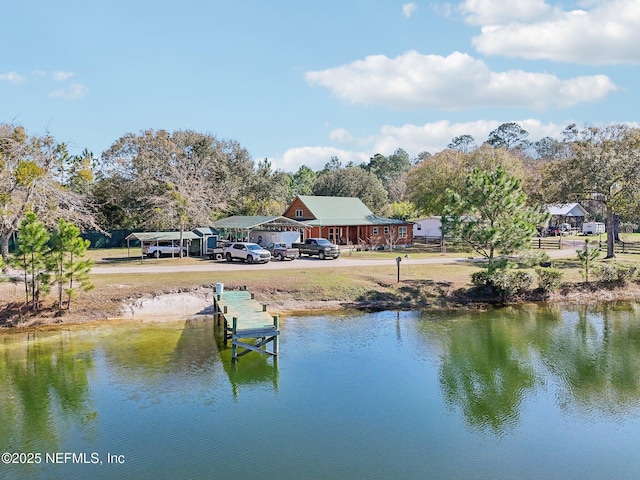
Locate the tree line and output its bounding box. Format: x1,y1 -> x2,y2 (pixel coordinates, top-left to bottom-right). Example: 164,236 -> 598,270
2,121 -> 640,265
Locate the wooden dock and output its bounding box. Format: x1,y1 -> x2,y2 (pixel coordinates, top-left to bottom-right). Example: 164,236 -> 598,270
212,287 -> 279,360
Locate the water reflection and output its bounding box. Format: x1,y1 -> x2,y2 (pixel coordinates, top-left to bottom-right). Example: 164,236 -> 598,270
536,303 -> 640,415
0,331 -> 97,453
215,325 -> 279,399
97,318 -> 279,403
419,303 -> 640,434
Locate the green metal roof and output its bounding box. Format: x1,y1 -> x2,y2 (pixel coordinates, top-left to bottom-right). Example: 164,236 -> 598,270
212,216 -> 308,230
296,195 -> 410,226
297,195 -> 373,219
125,231 -> 201,242
193,227 -> 219,236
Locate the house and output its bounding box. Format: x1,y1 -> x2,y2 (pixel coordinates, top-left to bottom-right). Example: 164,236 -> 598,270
282,195 -> 413,247
412,216 -> 443,239
546,203 -> 588,229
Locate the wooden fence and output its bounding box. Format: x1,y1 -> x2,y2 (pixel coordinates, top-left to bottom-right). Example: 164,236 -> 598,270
530,237 -> 563,249
616,241 -> 640,255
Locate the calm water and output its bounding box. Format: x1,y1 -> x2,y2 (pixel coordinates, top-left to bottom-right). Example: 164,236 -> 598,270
2,303 -> 640,479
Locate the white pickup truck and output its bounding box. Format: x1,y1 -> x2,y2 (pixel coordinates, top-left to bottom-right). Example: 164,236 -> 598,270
142,243 -> 188,258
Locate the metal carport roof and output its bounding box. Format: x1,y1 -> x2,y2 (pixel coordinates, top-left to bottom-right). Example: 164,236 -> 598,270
211,216 -> 309,230
125,231 -> 201,242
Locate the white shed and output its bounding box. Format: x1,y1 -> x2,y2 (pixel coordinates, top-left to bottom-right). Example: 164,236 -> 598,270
412,216 -> 442,239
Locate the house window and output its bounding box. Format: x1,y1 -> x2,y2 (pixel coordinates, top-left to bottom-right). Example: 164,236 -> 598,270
399,226 -> 407,238
295,209 -> 303,218
372,227 -> 378,235
384,226 -> 390,235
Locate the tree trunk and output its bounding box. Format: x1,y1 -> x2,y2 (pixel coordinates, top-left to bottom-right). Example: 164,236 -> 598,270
605,205 -> 615,258
1,229 -> 10,266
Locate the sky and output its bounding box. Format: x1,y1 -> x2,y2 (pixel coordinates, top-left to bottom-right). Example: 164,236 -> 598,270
2,0 -> 639,173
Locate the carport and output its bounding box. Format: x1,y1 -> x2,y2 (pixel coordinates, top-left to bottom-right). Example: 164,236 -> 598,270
211,216 -> 309,246
125,231 -> 202,259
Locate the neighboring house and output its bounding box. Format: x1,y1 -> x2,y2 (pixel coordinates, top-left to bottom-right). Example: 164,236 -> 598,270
282,195 -> 413,247
412,216 -> 443,239
547,203 -> 588,228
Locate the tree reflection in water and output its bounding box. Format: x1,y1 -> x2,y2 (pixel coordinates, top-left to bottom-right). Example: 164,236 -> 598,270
0,331 -> 96,453
419,303 -> 640,435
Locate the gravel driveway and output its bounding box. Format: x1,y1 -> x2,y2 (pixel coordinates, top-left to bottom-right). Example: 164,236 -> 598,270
90,247 -> 574,275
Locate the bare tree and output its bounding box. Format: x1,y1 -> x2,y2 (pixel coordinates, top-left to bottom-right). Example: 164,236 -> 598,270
0,124 -> 98,263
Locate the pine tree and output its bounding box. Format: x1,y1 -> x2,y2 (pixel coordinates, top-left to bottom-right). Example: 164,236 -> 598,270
12,213 -> 51,312
444,167 -> 548,269
50,218 -> 94,310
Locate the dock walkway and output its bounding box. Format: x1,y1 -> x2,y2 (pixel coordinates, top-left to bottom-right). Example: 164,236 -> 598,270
213,288 -> 279,360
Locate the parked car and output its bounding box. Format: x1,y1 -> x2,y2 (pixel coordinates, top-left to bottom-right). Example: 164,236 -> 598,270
223,242 -> 271,264
266,242 -> 299,261
547,225 -> 561,236
292,238 -> 340,259
143,243 -> 188,258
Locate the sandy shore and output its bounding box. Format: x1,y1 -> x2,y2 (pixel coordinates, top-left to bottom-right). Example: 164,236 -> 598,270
115,288 -> 348,322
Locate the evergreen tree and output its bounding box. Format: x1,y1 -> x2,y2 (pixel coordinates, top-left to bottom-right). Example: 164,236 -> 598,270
12,213 -> 51,312
444,167 -> 547,268
50,218 -> 94,310
576,239 -> 600,284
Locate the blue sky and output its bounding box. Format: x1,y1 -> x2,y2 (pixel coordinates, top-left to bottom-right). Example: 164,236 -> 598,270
2,0 -> 639,172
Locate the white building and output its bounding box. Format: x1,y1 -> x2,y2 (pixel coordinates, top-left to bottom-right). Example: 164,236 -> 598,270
412,216 -> 443,239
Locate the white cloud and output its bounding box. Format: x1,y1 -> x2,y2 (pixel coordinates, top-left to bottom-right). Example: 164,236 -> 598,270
273,146 -> 371,172
342,119 -> 564,158
467,0 -> 640,65
52,71 -> 74,81
459,0 -> 552,25
402,3 -> 418,19
272,119 -> 567,172
0,72 -> 25,84
49,82 -> 89,100
305,51 -> 616,110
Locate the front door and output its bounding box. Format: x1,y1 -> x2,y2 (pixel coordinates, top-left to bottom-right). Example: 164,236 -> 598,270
328,227 -> 341,244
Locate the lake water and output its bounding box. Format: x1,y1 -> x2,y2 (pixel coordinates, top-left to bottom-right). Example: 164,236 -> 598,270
2,303 -> 640,479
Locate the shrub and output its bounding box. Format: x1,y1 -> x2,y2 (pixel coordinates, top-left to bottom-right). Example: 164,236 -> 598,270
494,270 -> 535,296
534,266 -> 564,292
518,250 -> 550,268
471,270 -> 490,287
472,269 -> 535,298
594,262 -> 637,285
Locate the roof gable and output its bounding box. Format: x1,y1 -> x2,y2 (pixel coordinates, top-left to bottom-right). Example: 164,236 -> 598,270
296,195 -> 374,219
547,203 -> 588,217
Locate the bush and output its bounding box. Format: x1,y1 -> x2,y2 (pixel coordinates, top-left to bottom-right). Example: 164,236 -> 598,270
472,269 -> 535,298
594,262 -> 637,285
534,266 -> 564,292
517,250 -> 550,268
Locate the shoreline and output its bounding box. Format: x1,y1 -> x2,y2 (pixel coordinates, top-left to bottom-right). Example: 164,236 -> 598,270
4,280 -> 640,332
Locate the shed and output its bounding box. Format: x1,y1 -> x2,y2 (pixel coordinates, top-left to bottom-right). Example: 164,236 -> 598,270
193,227 -> 220,253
